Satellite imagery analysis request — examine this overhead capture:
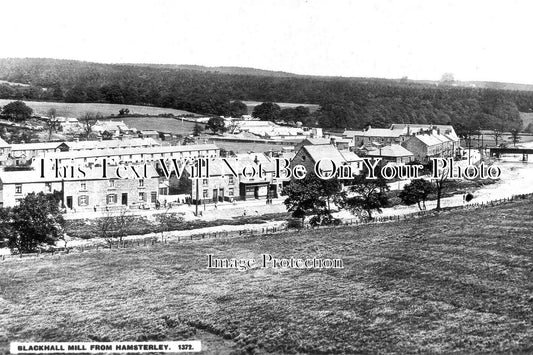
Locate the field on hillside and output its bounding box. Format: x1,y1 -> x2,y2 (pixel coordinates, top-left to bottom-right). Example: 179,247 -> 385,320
520,112 -> 533,129
112,117 -> 204,135
241,100 -> 320,115
1,200 -> 532,353
0,100 -> 196,118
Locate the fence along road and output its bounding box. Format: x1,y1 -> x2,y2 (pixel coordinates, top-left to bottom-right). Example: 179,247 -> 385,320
2,193 -> 531,263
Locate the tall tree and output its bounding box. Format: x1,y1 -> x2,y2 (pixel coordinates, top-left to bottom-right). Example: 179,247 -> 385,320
509,129 -> 521,147
79,112 -> 102,138
206,117 -> 226,134
399,179 -> 434,210
46,108 -> 60,140
283,174 -> 344,226
8,192 -> 65,254
229,100 -> 248,117
252,102 -> 281,121
345,172 -> 389,221
192,123 -> 203,136
1,101 -> 33,121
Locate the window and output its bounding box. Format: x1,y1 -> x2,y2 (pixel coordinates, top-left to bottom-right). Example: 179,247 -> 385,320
203,178 -> 208,185
228,188 -> 234,196
106,194 -> 117,205
139,192 -> 146,202
80,182 -> 87,190
45,183 -> 52,193
151,191 -> 157,203
203,189 -> 208,198
109,179 -> 116,188
138,179 -> 144,187
15,184 -> 22,194
78,195 -> 89,206
228,176 -> 234,184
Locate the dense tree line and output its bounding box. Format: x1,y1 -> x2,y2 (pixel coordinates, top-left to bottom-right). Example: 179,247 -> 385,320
0,58 -> 530,132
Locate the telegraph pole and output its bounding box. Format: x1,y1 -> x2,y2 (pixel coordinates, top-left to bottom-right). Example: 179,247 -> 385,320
195,178 -> 199,216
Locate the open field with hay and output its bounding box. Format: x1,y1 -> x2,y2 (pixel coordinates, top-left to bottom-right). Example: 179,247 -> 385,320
1,200 -> 532,354
0,100 -> 196,118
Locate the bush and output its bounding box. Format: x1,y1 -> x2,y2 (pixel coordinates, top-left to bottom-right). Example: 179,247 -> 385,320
287,218 -> 303,229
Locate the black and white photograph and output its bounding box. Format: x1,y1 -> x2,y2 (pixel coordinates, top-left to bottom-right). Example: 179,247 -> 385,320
0,0 -> 532,353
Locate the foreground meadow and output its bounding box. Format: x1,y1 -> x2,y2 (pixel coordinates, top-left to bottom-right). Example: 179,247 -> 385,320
1,200 -> 532,354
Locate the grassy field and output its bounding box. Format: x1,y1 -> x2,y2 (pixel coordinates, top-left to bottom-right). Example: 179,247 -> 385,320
112,117 -> 204,135
520,112 -> 533,130
241,101 -> 320,115
1,200 -> 532,353
0,100 -> 196,118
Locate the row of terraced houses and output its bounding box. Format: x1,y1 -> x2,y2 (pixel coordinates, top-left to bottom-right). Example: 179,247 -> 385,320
0,123 -> 461,212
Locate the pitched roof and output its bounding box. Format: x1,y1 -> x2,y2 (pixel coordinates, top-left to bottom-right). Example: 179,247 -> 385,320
0,137 -> 10,148
411,134 -> 443,146
344,124 -> 460,143
280,152 -> 296,161
366,144 -> 413,157
302,144 -> 346,164
68,138 -> 160,151
390,124 -> 460,142
339,150 -> 362,162
10,142 -> 65,151
345,128 -> 404,138
35,144 -> 219,160
343,130 -> 359,138
303,138 -> 331,145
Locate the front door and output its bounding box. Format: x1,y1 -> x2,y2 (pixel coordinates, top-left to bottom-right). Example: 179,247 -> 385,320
212,189 -> 218,203
218,188 -> 224,202
66,196 -> 73,209
121,193 -> 128,205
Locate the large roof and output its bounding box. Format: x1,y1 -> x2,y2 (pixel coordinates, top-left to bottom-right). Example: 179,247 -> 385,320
67,138 -> 160,151
10,142 -> 65,151
302,144 -> 347,164
35,144 -> 219,160
9,138 -> 161,152
410,133 -> 450,146
343,127 -> 404,138
390,124 -> 460,142
344,124 -> 460,142
0,165 -> 160,183
366,144 -> 414,157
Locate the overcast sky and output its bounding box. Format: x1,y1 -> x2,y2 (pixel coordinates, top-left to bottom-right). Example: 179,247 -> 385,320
1,0 -> 531,83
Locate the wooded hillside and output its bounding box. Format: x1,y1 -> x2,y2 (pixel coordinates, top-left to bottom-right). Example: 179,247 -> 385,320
0,58 -> 529,133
